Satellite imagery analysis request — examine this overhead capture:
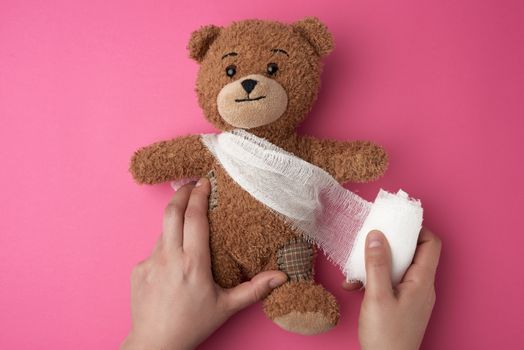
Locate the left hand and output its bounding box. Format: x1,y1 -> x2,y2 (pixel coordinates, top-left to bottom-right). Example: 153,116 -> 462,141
121,178 -> 288,350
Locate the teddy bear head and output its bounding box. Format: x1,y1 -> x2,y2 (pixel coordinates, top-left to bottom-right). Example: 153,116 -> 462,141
188,17 -> 333,136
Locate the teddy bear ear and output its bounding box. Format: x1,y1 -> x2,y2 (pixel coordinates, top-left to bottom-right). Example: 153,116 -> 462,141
292,17 -> 334,57
187,25 -> 222,63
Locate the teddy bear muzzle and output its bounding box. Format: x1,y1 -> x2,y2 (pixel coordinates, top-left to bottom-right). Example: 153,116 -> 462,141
216,73 -> 288,129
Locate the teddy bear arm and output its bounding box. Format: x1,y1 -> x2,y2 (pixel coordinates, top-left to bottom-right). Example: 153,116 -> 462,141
129,135 -> 214,184
298,136 -> 388,183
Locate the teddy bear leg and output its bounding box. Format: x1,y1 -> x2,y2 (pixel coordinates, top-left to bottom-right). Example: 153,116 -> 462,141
262,238 -> 340,335
211,248 -> 243,289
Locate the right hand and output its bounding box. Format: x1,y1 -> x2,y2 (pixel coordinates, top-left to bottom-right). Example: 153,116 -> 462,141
343,228 -> 442,350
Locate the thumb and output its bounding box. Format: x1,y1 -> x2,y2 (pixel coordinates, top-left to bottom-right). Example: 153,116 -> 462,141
364,230 -> 394,300
222,271 -> 288,314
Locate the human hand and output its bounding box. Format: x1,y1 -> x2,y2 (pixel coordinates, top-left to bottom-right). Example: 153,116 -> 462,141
343,228 -> 441,350
121,178 -> 288,350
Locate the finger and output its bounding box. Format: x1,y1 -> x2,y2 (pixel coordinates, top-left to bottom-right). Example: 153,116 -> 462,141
364,230 -> 394,300
221,271 -> 288,314
413,228 -> 442,273
402,227 -> 442,283
162,182 -> 195,249
150,234 -> 163,257
342,280 -> 363,291
182,178 -> 211,262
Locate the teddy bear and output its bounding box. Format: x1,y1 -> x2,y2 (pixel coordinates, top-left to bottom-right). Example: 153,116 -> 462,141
130,17 -> 388,335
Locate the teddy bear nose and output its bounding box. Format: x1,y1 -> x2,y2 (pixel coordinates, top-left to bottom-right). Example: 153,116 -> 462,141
241,79 -> 258,94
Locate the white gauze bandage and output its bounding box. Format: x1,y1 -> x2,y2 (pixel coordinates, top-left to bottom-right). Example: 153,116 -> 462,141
200,129 -> 423,285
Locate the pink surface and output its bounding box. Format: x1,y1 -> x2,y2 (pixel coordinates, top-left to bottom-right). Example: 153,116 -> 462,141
1,1 -> 523,349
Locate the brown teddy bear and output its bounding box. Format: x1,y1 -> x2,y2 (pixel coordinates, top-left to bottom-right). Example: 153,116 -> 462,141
130,17 -> 388,335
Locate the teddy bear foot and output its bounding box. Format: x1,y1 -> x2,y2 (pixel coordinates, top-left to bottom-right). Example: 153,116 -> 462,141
273,310 -> 334,335
263,281 -> 340,335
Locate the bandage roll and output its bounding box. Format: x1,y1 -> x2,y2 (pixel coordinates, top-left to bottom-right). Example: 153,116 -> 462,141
344,190 -> 423,285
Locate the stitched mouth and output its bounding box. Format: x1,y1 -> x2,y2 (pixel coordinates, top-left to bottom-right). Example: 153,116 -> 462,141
235,95 -> 266,103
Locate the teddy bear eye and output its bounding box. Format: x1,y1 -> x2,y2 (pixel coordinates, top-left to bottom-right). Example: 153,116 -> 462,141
225,65 -> 237,78
267,63 -> 279,76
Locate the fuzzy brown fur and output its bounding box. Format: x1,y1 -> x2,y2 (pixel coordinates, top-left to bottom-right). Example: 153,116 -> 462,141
130,17 -> 388,335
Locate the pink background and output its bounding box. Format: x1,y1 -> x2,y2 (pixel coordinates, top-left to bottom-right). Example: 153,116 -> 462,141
1,0 -> 523,349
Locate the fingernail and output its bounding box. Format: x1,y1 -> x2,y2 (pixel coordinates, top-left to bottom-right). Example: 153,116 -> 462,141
195,178 -> 204,187
269,275 -> 287,288
367,230 -> 383,248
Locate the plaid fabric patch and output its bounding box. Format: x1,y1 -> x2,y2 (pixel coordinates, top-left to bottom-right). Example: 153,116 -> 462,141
207,169 -> 218,210
277,238 -> 314,281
